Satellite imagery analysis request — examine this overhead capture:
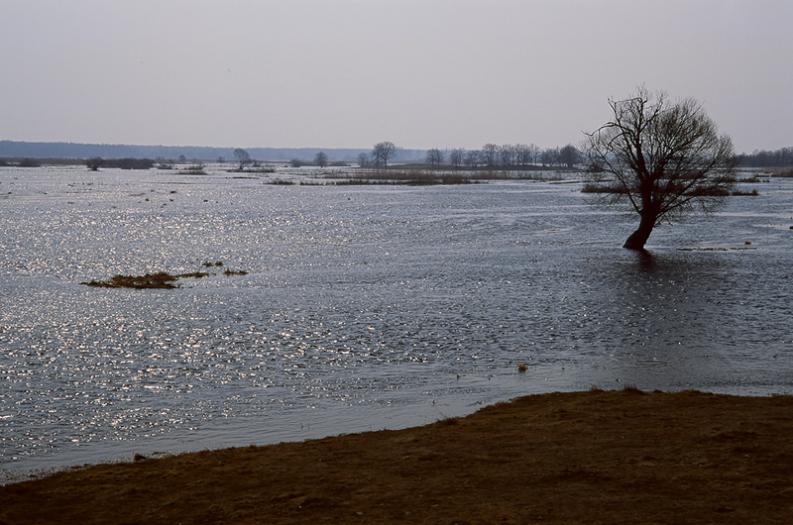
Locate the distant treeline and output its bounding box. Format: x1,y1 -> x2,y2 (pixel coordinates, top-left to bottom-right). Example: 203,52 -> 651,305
394,144 -> 584,169
736,147 -> 793,167
0,140 -> 423,163
4,140 -> 791,168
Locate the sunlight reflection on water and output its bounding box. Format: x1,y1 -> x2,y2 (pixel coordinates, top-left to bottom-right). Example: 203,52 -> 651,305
1,166 -> 792,478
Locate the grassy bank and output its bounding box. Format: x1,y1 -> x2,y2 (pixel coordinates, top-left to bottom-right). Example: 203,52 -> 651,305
2,389 -> 793,524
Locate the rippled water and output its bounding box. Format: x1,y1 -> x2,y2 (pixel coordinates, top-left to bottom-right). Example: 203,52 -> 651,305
1,166 -> 792,480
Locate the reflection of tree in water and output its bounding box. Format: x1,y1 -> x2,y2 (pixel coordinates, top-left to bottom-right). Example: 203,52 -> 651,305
574,249 -> 786,391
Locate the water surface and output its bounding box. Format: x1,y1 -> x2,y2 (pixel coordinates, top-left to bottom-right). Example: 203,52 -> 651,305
1,166 -> 791,480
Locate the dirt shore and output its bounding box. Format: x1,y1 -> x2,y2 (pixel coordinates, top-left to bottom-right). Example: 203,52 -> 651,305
2,389 -> 793,524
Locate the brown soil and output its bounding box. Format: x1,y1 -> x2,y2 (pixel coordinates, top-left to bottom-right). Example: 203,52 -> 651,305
2,390 -> 793,524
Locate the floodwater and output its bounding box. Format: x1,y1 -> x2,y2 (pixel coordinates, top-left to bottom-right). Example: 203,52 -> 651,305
1,166 -> 792,481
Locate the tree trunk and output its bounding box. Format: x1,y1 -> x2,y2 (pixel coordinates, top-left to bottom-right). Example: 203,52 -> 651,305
623,212 -> 656,250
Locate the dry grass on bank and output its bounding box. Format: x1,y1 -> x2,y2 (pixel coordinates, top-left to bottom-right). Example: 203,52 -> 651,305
2,389 -> 793,524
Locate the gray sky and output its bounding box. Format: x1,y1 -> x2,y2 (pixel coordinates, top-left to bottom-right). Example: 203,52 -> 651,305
1,0 -> 791,152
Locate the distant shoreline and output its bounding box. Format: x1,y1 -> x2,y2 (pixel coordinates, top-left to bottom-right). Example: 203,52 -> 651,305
3,389 -> 793,524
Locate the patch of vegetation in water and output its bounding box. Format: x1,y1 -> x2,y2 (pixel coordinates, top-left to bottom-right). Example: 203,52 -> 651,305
581,182 -> 631,194
731,189 -> 759,196
82,264 -> 247,289
227,166 -> 276,174
769,168 -> 793,178
581,183 -> 758,197
18,158 -> 43,168
82,272 -> 181,289
180,165 -> 207,175
177,271 -> 210,279
306,174 -> 477,186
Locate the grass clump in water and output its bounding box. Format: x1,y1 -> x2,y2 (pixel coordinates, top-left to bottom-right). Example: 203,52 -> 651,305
82,271 -> 209,289
176,271 -> 210,279
180,164 -> 207,175
730,188 -> 759,196
83,265 -> 247,289
82,272 -> 180,289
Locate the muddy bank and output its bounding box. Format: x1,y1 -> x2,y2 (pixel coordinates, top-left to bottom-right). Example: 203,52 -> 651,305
2,390 -> 793,524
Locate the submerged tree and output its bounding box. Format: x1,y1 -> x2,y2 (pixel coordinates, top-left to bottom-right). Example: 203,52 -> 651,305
586,87 -> 736,250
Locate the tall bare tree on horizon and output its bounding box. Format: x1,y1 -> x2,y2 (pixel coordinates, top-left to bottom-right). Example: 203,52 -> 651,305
426,148 -> 444,167
449,148 -> 465,168
372,141 -> 396,168
314,151 -> 328,168
233,148 -> 251,171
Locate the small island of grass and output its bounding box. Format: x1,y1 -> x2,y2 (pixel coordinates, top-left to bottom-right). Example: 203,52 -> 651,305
81,265 -> 247,289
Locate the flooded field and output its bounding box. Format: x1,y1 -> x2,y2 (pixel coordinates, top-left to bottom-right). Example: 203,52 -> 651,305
1,165 -> 792,480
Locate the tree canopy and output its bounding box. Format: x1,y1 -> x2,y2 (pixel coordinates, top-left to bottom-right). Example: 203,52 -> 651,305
314,151 -> 328,168
585,87 -> 736,250
233,148 -> 251,171
372,142 -> 396,168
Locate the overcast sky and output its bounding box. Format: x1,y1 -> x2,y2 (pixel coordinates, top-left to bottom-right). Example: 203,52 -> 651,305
1,0 -> 791,152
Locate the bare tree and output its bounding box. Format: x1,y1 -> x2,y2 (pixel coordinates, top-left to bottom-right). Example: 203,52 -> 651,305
499,145 -> 515,167
357,152 -> 370,168
540,148 -> 559,167
426,148 -> 444,167
515,144 -> 532,167
449,148 -> 465,169
314,151 -> 328,167
558,144 -> 582,168
233,148 -> 251,171
586,87 -> 735,250
86,157 -> 102,171
372,141 -> 396,168
482,144 -> 499,167
464,149 -> 481,168
528,144 -> 540,166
